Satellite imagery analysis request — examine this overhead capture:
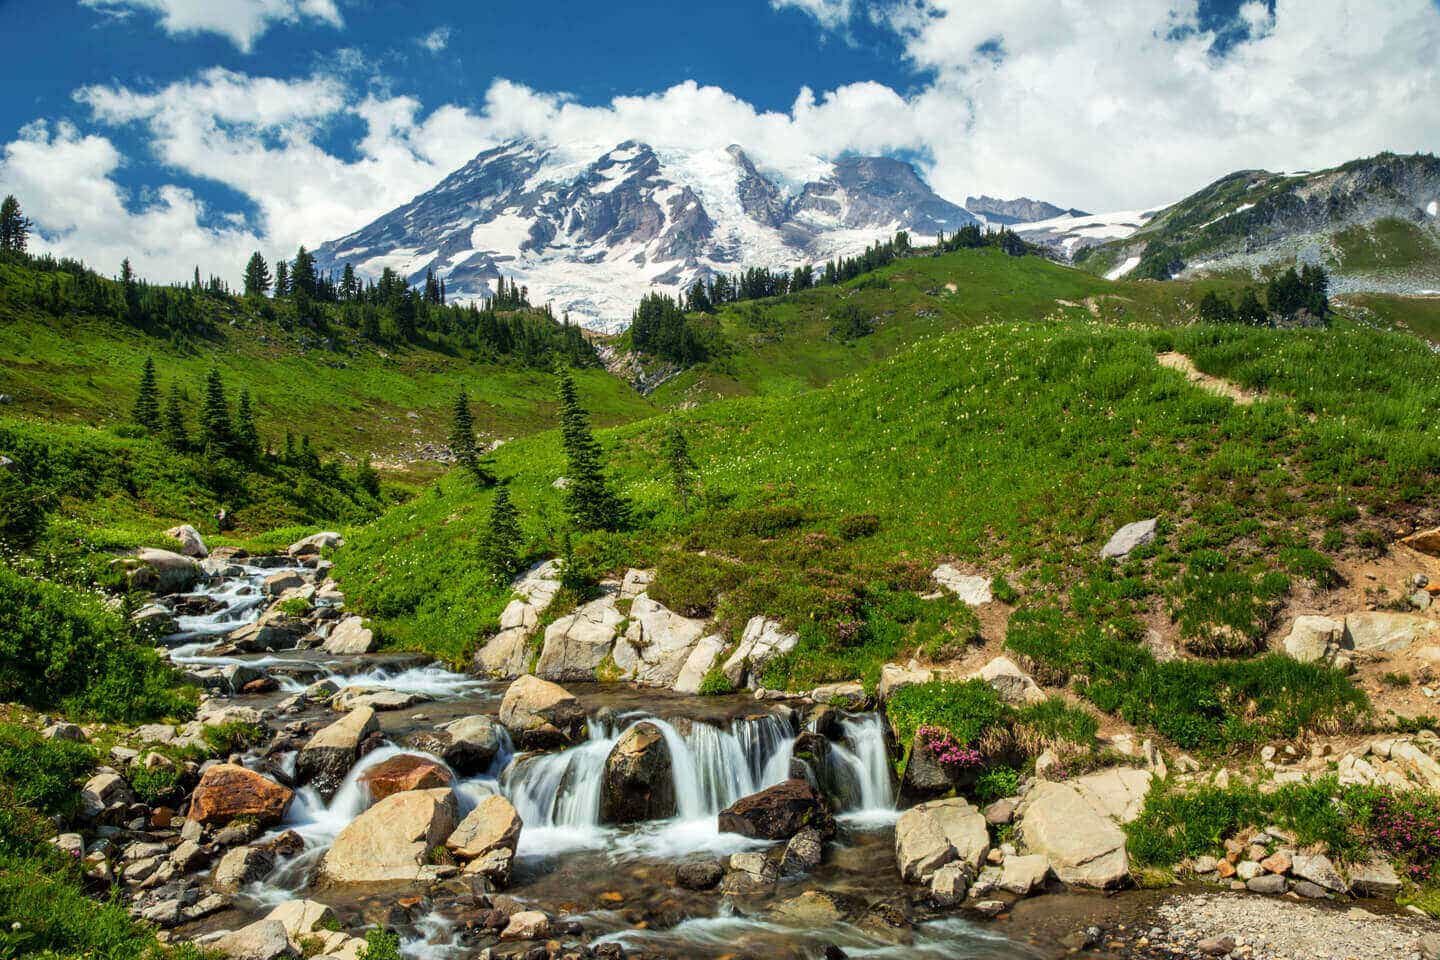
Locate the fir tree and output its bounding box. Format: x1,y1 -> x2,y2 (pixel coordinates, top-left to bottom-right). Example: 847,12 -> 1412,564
162,384 -> 189,451
557,368 -> 626,531
1236,288 -> 1268,326
233,389 -> 261,462
243,252 -> 272,297
479,485 -> 523,583
274,260 -> 290,297
291,246 -> 318,298
449,388 -> 495,485
661,421 -> 697,512
132,357 -> 161,430
0,195 -> 31,255
198,368 -> 233,457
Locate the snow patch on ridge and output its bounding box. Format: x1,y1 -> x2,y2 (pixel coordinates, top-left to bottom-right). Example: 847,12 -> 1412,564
1106,256 -> 1142,281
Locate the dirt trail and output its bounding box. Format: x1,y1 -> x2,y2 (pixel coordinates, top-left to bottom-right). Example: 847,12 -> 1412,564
1156,351 -> 1259,405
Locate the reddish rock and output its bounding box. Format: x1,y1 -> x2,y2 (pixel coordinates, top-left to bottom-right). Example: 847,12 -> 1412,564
1216,859 -> 1237,879
718,779 -> 834,841
359,754 -> 454,802
242,677 -> 280,694
188,764 -> 293,828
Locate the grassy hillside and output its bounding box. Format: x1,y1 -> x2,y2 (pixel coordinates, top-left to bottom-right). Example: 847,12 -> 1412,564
0,258 -> 653,478
1341,292 -> 1440,343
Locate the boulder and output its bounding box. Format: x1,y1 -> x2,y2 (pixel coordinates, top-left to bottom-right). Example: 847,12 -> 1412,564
265,900 -> 338,942
498,675 -> 586,749
131,603 -> 179,635
1100,518 -> 1159,560
672,634 -> 727,694
676,860 -> 724,890
214,919 -> 298,960
1291,853 -> 1348,893
319,788 -> 458,883
288,532 -> 343,556
1401,527 -> 1440,556
722,616 -> 800,689
534,594 -> 624,681
613,595 -> 708,686
600,721 -> 676,823
619,568 -> 654,599
1349,854 -> 1402,899
1016,779 -> 1130,888
973,656 -> 1045,705
405,715 -> 502,775
43,722 -> 85,743
772,890 -> 850,924
213,845 -> 276,892
999,853 -> 1051,896
781,827 -> 825,875
900,733 -> 962,802
931,565 -> 992,605
114,548 -> 202,594
1283,616 -> 1345,663
165,524 -> 209,558
330,687 -> 426,712
263,571 -> 307,598
894,797 -> 990,883
189,764 -> 293,828
297,706 -> 378,801
322,616 -> 378,655
358,754 -> 454,802
810,681 -> 867,709
226,610 -> 307,653
1070,767 -> 1153,825
718,779 -> 835,841
499,911 -> 550,941
446,794 -> 522,862
474,560 -> 566,678
1344,612 -> 1437,652
878,663 -> 932,701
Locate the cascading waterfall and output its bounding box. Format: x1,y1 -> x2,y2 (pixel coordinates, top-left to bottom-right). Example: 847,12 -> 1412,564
831,713 -> 898,822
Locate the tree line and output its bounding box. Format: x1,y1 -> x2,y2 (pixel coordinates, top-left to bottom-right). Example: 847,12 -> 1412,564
1197,265 -> 1331,326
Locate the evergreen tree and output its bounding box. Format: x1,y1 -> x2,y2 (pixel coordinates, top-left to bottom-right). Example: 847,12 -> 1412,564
274,259 -> 290,297
120,258 -> 139,320
0,195 -> 31,255
233,389 -> 261,462
479,485 -> 523,583
340,263 -> 358,302
557,368 -> 626,531
162,384 -> 189,451
1236,288 -> 1268,326
243,252 -> 272,297
449,388 -> 495,485
661,421 -> 697,512
1197,290 -> 1236,324
198,368 -> 233,457
132,357 -> 161,430
291,246 -> 318,298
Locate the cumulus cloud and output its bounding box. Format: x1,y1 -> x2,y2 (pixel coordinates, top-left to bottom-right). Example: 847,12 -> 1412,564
769,0 -> 852,30
80,0 -> 343,53
418,26 -> 453,53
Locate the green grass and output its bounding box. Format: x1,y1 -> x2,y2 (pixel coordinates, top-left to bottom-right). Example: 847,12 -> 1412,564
1331,218 -> 1440,274
0,723 -> 97,817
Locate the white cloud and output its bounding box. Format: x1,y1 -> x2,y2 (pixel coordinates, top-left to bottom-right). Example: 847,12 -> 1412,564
80,0 -> 343,53
770,0 -> 852,30
418,26 -> 453,53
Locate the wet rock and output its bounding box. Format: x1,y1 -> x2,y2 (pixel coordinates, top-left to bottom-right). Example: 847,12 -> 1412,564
359,754 -> 454,802
322,616 -> 378,655
112,548 -> 203,594
447,795 -> 523,864
499,675 -> 586,749
1100,518 -> 1158,559
600,721 -> 676,823
972,899 -> 1006,918
189,764 -> 293,828
722,851 -> 779,895
214,845 -> 276,891
895,797 -> 990,883
226,610 -> 308,653
442,715 -> 503,774
1349,853 -> 1402,898
672,633 -> 727,695
718,779 -> 835,841
535,593 -> 624,682
319,787 -> 458,883
214,918 -> 298,960
1293,879 -> 1328,898
165,524 -> 210,558
499,910 -> 550,940
722,616 -> 800,689
675,860 -> 724,890
781,827 -> 825,875
772,890 -> 851,924
613,595 -> 708,686
1247,873 -> 1288,894
931,565 -> 992,605
330,687 -> 427,712
295,705 -> 377,805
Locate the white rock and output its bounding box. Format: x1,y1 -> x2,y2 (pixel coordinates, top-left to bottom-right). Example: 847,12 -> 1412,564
1100,518 -> 1159,560
535,593 -> 624,681
1016,779 -> 1132,889
288,532 -> 343,556
1283,615 -> 1344,663
999,853 -> 1051,896
613,594 -> 708,686
619,568 -> 655,599
1344,612 -> 1437,652
879,662 -> 932,701
722,616 -> 799,689
931,565 -> 993,605
895,797 -> 990,883
672,634 -> 727,694
165,524 -> 210,558
973,656 -> 1046,705
322,616 -> 378,655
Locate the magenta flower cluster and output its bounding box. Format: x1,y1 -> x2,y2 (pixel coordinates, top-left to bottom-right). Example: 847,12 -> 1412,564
918,725 -> 983,769
1370,795 -> 1440,881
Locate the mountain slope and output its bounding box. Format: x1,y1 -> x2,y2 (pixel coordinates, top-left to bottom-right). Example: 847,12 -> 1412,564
966,195 -> 1088,225
1076,152 -> 1440,291
313,139 -> 978,330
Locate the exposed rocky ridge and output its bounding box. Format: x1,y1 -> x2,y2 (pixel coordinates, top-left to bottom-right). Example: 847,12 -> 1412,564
965,195 -> 1088,225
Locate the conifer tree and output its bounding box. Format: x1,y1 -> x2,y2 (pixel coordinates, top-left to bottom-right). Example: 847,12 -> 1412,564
557,368 -> 626,531
479,485 -> 523,583
234,389 -> 261,462
162,384 -> 189,451
132,357 -> 161,430
0,195 -> 31,255
449,388 -> 495,485
243,252 -> 272,297
274,260 -> 290,297
198,368 -> 233,457
661,421 -> 697,512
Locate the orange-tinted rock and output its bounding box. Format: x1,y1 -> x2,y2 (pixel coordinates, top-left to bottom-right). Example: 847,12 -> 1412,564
359,754 -> 454,802
189,764 -> 293,827
1401,527 -> 1440,557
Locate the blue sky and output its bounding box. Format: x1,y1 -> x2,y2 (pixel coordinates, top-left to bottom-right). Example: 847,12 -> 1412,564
0,0 -> 1435,284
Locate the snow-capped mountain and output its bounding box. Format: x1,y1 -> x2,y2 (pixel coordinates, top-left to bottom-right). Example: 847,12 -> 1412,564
313,139 -> 977,330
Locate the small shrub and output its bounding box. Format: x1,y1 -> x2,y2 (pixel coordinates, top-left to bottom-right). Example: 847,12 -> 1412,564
697,665 -> 735,696
1126,781 -> 1266,867
650,551 -> 746,618
973,766 -> 1021,805
274,595 -> 313,617
357,927 -> 403,960
990,574 -> 1021,605
887,679 -> 1005,749
836,514 -> 880,540
1382,672 -> 1413,688
1280,547 -> 1340,588
128,761 -> 184,806
1011,698 -> 1100,754
1370,791 -> 1440,882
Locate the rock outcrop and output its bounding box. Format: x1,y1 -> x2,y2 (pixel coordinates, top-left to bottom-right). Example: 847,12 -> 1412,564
600,721 -> 676,823
672,634 -> 727,694
113,548 -> 203,594
474,560 -> 565,677
1014,768 -> 1152,889
297,706 -> 378,802
534,593 -> 624,681
722,617 -> 800,689
498,675 -> 586,749
894,797 -> 990,883
165,524 -> 210,558
613,595 -> 709,686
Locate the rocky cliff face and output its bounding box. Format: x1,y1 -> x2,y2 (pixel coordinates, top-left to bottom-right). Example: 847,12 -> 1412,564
965,195 -> 1088,225
313,139 -> 976,331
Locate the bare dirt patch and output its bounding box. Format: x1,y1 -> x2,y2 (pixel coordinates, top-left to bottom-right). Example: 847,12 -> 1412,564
1156,351 -> 1260,405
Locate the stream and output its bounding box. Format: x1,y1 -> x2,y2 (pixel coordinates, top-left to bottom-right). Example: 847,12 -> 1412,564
156,561 -> 1064,960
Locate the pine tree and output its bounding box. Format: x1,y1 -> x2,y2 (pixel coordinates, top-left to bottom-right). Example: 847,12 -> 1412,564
661,421 -> 697,512
243,252 -> 272,297
479,485 -> 523,583
0,195 -> 31,255
162,384 -> 189,451
198,368 -> 233,457
274,260 -> 290,297
449,388 -> 495,485
557,368 -> 626,531
291,246 -> 317,298
1237,288 -> 1268,326
120,258 -> 139,320
132,357 -> 161,430
233,389 -> 261,462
